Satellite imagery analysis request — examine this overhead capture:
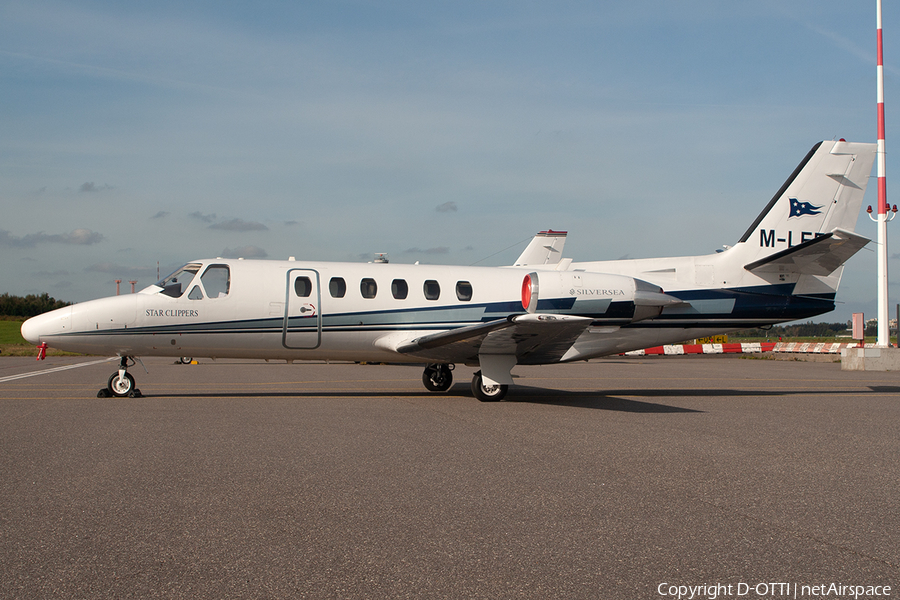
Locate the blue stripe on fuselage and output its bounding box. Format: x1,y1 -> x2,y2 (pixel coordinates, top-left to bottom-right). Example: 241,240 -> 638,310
650,284 -> 835,325
49,284 -> 831,339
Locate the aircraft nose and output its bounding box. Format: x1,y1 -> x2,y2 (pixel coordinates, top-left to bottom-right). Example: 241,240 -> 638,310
20,315 -> 43,345
21,307 -> 71,345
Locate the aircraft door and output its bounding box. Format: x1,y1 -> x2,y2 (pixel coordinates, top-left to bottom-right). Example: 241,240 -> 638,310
283,269 -> 322,349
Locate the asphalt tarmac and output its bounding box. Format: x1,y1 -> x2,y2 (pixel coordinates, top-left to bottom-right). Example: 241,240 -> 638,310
0,355 -> 898,599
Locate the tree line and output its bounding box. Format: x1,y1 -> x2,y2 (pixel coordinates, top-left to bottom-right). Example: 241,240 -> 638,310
0,293 -> 71,318
732,321 -> 855,338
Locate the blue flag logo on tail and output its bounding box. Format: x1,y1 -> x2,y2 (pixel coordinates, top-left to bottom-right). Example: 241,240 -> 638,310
789,198 -> 823,218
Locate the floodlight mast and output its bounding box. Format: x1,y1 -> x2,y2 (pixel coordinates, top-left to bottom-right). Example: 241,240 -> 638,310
876,0 -> 891,347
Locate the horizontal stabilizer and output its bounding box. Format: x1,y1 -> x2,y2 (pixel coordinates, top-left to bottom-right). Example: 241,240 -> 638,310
396,313 -> 592,364
513,230 -> 567,266
744,228 -> 870,276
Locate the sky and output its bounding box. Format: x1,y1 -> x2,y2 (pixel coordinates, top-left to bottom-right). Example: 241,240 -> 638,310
2,0 -> 898,324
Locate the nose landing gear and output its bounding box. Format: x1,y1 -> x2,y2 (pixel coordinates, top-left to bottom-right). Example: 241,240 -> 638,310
422,363 -> 454,392
98,356 -> 142,398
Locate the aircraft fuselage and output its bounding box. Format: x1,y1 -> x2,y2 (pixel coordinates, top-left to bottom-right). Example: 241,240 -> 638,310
19,140 -> 877,400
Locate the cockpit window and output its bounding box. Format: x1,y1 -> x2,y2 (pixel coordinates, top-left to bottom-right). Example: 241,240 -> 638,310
200,265 -> 230,298
157,263 -> 202,298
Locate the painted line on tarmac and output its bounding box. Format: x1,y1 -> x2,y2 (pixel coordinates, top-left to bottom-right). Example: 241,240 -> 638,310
0,357 -> 118,384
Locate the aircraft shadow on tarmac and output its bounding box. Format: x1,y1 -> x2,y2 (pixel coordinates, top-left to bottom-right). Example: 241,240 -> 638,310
511,384 -> 900,411
869,385 -> 900,393
510,392 -> 701,413
142,384 -> 900,414
146,385 -> 702,414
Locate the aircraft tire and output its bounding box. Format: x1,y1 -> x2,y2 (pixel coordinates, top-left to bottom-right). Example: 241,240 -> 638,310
107,372 -> 136,397
422,364 -> 453,392
471,371 -> 507,402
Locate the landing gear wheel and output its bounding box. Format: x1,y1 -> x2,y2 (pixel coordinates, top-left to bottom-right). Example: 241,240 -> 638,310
107,371 -> 135,397
422,363 -> 454,392
471,371 -> 508,402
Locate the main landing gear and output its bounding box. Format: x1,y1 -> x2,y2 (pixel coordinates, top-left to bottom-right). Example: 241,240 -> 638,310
421,364 -> 509,402
471,370 -> 508,402
98,356 -> 142,398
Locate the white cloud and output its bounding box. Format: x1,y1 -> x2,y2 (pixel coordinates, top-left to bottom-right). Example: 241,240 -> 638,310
0,228 -> 104,247
209,218 -> 268,232
189,212 -> 217,223
78,182 -> 113,193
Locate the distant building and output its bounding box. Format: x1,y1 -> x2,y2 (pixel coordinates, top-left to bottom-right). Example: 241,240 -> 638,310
864,317 -> 898,330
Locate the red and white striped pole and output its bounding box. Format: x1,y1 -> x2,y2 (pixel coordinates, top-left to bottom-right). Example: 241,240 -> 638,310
876,0 -> 890,347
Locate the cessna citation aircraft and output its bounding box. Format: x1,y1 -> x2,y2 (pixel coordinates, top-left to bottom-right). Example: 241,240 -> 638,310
22,140 -> 876,401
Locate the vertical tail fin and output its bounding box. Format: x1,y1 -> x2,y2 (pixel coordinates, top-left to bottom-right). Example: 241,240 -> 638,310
731,140 -> 876,297
513,230 -> 568,266
737,140 -> 876,260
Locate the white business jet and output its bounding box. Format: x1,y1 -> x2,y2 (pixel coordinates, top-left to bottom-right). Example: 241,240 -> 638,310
22,140 -> 876,400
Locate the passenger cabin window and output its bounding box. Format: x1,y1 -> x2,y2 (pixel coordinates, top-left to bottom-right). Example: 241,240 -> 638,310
360,278 -> 377,299
424,280 -> 440,301
201,265 -> 230,298
392,279 -> 408,300
456,281 -> 473,301
157,263 -> 202,298
294,276 -> 312,297
330,277 -> 346,298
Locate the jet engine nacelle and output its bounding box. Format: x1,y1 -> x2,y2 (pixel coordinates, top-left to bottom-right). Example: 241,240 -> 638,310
521,271 -> 681,321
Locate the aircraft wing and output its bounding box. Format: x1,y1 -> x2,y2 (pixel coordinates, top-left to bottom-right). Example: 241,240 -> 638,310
743,228 -> 870,276
395,314 -> 593,364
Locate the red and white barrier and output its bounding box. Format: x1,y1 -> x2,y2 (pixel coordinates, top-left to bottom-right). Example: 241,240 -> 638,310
626,342 -> 866,356
771,342 -> 868,353
626,343 -> 773,356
